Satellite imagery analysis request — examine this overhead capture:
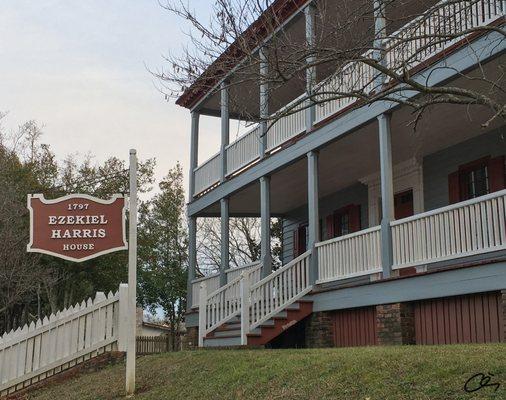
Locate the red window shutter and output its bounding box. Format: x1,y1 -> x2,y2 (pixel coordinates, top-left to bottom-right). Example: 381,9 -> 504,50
293,229 -> 300,258
326,215 -> 335,239
448,171 -> 460,204
349,205 -> 361,233
488,156 -> 505,192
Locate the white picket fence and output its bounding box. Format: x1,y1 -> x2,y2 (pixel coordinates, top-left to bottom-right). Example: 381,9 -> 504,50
0,285 -> 128,397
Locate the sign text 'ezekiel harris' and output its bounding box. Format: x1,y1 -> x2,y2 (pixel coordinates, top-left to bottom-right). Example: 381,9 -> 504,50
27,194 -> 128,262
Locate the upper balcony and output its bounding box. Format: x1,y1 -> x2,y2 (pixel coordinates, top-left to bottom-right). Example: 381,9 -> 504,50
182,0 -> 505,210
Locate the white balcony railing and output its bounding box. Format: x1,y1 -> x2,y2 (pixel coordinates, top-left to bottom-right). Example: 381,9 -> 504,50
312,190 -> 506,284
267,94 -> 308,152
193,0 -> 504,196
391,189 -> 506,269
226,126 -> 261,175
194,153 -> 221,195
316,226 -> 382,283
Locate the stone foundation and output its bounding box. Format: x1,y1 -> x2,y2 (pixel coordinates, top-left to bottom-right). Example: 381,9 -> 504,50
182,326 -> 199,350
304,311 -> 334,348
376,303 -> 415,345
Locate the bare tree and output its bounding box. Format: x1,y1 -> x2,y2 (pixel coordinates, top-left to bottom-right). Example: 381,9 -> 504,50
159,0 -> 505,128
196,217 -> 282,275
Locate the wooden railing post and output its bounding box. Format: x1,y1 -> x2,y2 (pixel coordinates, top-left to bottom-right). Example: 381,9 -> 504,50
240,272 -> 251,345
117,283 -> 129,352
198,282 -> 207,347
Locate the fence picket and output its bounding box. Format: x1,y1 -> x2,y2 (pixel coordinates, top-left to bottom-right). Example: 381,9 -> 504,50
0,289 -> 122,397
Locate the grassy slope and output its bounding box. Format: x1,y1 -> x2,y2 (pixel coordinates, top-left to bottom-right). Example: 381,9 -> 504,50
23,344 -> 506,400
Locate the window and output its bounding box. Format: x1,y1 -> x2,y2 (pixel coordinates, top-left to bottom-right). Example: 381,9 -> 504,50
460,164 -> 489,200
334,209 -> 351,236
293,223 -> 308,257
449,156 -> 505,204
326,204 -> 361,239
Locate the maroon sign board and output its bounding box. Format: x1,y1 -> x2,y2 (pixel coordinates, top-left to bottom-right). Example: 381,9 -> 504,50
27,193 -> 128,262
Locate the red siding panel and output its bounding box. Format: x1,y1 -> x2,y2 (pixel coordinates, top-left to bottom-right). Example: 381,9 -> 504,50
414,292 -> 502,345
332,307 -> 377,347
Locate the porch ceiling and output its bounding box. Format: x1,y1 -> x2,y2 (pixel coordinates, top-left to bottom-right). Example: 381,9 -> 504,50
195,56 -> 505,218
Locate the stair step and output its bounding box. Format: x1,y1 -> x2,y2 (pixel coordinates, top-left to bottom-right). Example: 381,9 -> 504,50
204,335 -> 242,347
273,311 -> 287,319
213,329 -> 241,337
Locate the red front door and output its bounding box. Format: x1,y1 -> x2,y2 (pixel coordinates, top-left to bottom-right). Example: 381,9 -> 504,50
394,189 -> 414,220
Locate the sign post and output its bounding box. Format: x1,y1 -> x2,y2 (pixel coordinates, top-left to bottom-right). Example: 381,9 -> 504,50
126,149 -> 137,396
27,149 -> 138,397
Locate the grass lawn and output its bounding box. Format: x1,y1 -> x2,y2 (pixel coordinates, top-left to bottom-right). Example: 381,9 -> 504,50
20,344 -> 506,400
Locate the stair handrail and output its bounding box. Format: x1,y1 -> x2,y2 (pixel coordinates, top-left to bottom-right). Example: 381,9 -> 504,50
247,250 -> 312,331
198,273 -> 244,346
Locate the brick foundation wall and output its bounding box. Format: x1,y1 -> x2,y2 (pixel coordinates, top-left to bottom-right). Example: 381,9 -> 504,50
376,303 -> 415,346
182,326 -> 199,350
304,311 -> 334,348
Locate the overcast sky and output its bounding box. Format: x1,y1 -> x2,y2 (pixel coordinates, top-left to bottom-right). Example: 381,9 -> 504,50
0,0 -> 231,196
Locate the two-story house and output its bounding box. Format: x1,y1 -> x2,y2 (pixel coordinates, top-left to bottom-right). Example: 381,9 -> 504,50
178,0 -> 506,348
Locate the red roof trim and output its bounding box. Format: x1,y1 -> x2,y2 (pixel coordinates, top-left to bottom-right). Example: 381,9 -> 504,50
175,0 -> 308,110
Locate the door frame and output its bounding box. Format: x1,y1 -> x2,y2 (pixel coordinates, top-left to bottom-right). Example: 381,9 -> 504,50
360,157 -> 424,226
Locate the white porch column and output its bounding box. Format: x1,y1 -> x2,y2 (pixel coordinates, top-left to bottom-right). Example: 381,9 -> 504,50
220,197 -> 229,286
304,3 -> 316,131
307,150 -> 320,284
378,113 -> 394,278
260,176 -> 272,278
188,112 -> 200,200
220,82 -> 230,182
259,47 -> 269,158
186,216 -> 197,309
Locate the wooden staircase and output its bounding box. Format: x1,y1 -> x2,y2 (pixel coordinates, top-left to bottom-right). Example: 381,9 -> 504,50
203,300 -> 313,347
199,250 -> 313,348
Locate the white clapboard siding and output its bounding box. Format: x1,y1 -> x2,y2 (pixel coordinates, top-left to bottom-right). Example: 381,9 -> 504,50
316,226 -> 382,283
0,289 -> 124,397
391,189 -> 506,269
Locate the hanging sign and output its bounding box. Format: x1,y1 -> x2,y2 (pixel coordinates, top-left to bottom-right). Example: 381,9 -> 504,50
27,193 -> 127,262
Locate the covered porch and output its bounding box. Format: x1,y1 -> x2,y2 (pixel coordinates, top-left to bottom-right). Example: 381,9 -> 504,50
189,84 -> 506,308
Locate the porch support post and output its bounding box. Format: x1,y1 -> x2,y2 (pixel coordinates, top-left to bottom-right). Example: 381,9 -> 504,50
186,216 -> 197,310
378,113 -> 394,278
259,47 -> 269,158
260,176 -> 272,278
220,197 -> 229,286
304,2 -> 316,131
220,82 -> 230,182
188,111 -> 200,200
307,150 -> 320,284
373,0 -> 387,89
